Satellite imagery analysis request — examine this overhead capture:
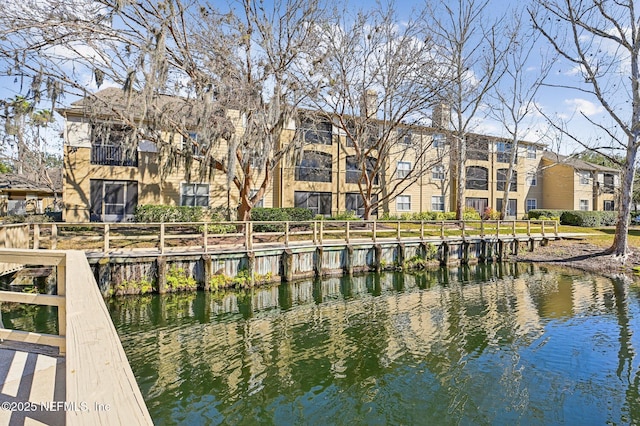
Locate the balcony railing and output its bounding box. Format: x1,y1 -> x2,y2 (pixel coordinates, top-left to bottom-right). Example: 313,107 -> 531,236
91,144 -> 138,167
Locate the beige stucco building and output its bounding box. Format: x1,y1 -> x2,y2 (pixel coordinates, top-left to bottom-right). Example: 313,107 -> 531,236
59,89 -> 620,222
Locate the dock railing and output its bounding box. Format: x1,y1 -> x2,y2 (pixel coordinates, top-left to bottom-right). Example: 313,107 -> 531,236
5,219 -> 559,254
0,248 -> 152,424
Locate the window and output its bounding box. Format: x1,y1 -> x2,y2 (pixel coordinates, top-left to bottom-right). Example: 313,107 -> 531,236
468,137 -> 489,161
396,195 -> 411,211
89,179 -> 138,222
603,173 -> 615,193
296,151 -> 333,182
250,189 -> 264,208
346,122 -> 378,148
579,199 -> 589,211
181,183 -> 210,207
346,156 -> 378,184
527,145 -> 536,159
465,197 -> 488,214
346,193 -> 378,217
399,130 -> 412,145
526,199 -> 537,212
526,172 -> 537,186
496,142 -> 514,163
432,133 -> 445,148
579,171 -> 590,185
397,161 -> 411,178
496,198 -> 517,217
497,169 -> 518,192
183,132 -> 203,156
604,200 -> 615,211
466,166 -> 488,190
300,117 -> 332,145
294,191 -> 332,216
91,124 -> 138,167
431,195 -> 445,211
432,165 -> 445,181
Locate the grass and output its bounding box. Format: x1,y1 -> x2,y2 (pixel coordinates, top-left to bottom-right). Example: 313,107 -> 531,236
557,225 -> 640,250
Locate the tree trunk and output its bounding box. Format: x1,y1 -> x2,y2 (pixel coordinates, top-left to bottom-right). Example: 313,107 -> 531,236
607,141 -> 638,258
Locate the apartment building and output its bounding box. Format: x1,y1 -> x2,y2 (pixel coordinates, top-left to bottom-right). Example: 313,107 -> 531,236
59,89 -> 619,222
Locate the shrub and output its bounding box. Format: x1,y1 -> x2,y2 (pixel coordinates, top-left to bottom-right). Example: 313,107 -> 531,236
281,207 -> 315,222
251,207 -> 314,232
462,207 -> 481,220
528,209 -> 564,221
560,210 -> 618,227
482,207 -> 501,220
166,265 -> 197,291
135,205 -> 204,222
1,214 -> 53,224
329,211 -> 362,221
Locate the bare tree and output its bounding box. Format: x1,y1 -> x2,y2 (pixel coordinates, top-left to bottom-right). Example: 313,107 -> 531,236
530,0 -> 639,259
425,0 -> 509,219
0,0 -> 325,221
300,3 -> 444,219
490,11 -> 553,219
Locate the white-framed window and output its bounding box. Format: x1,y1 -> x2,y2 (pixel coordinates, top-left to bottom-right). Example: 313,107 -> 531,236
400,130 -> 412,145
181,183 -> 210,207
526,172 -> 537,186
397,161 -> 411,178
604,200 -> 615,211
579,199 -> 589,211
432,165 -> 445,180
527,145 -> 536,159
431,195 -> 445,211
396,195 -> 411,211
250,189 -> 264,208
182,132 -> 202,156
526,199 -> 537,212
432,133 -> 445,148
579,171 -> 590,185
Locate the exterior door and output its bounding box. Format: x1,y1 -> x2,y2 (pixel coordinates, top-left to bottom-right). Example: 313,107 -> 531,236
90,179 -> 138,222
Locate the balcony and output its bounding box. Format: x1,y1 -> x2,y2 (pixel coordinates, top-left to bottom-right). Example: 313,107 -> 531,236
91,144 -> 138,167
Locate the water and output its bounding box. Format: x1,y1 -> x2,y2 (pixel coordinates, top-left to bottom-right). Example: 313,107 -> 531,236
101,264 -> 640,423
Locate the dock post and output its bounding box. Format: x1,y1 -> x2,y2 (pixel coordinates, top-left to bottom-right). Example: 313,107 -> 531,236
397,243 -> 405,268
202,254 -> 212,291
97,256 -> 111,296
157,256 -> 167,294
247,251 -> 256,286
374,244 -> 383,272
440,242 -> 450,266
345,245 -> 354,276
479,240 -> 487,263
528,238 -> 535,252
497,240 -> 505,260
462,240 -> 470,264
282,249 -> 294,282
315,246 -> 323,277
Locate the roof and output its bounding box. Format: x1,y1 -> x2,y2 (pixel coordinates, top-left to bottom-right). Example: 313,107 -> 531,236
0,169 -> 63,194
542,151 -> 620,173
58,87 -> 233,131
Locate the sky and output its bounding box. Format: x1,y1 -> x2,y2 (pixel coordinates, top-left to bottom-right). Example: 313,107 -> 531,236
0,0 -> 632,159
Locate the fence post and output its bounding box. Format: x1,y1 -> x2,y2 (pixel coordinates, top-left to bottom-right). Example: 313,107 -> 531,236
33,223 -> 40,250
527,220 -> 531,237
104,224 -> 110,253
203,222 -> 208,253
313,221 -> 317,245
319,221 -> 324,245
285,221 -> 290,247
512,220 -> 516,237
480,220 -> 485,238
51,224 -> 58,250
496,220 -> 500,238
541,221 -> 545,237
461,221 -> 465,238
372,221 -> 377,243
440,221 -> 445,239
420,221 -> 424,240
554,220 -> 559,237
397,221 -> 401,241
247,222 -> 253,251
346,221 -> 350,244
159,223 -> 165,254
57,255 -> 67,355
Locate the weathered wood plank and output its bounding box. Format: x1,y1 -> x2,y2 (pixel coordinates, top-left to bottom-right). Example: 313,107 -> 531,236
0,329 -> 64,349
64,251 -> 152,425
0,291 -> 64,307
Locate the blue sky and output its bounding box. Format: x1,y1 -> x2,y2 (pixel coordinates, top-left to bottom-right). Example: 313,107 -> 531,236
1,0 -> 627,158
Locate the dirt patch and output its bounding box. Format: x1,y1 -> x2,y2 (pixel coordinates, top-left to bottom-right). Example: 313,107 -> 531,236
515,238 -> 640,279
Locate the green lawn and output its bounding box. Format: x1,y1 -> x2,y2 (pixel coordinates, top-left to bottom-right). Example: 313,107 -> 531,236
557,225 -> 640,249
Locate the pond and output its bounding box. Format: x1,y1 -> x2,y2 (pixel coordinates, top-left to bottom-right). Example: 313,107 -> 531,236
102,263 -> 640,425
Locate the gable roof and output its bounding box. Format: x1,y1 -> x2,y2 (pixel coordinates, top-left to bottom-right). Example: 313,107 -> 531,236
0,169 -> 63,194
542,151 -> 619,173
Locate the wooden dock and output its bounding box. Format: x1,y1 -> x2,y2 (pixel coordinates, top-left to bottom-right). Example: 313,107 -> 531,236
0,249 -> 152,425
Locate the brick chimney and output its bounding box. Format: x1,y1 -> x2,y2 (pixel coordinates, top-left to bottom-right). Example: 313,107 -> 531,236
432,103 -> 450,130
361,90 -> 378,118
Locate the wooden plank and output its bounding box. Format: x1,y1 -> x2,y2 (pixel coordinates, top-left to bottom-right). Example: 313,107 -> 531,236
0,291 -> 64,307
64,251 -> 152,425
0,329 -> 64,349
0,249 -> 65,266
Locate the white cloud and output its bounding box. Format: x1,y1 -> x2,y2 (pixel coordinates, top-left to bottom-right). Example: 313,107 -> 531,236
563,98 -> 604,117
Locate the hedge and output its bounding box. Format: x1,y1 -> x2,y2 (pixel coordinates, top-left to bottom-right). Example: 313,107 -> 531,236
135,205 -> 205,223
560,210 -> 618,227
250,207 -> 314,232
527,209 -> 564,220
